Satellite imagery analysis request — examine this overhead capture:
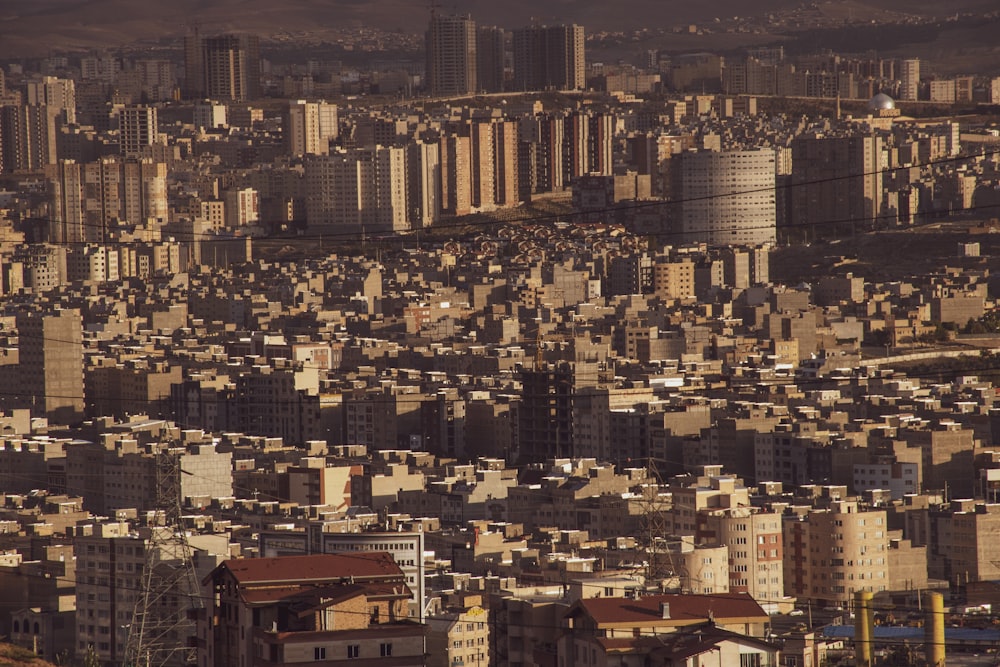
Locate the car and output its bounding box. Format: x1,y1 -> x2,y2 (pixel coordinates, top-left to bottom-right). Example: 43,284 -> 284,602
789,609 -> 805,616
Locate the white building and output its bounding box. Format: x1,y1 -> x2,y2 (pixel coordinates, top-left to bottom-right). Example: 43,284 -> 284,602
223,187 -> 259,229
286,99 -> 338,156
900,58 -> 920,101
673,149 -> 776,246
193,101 -> 227,129
305,147 -> 409,233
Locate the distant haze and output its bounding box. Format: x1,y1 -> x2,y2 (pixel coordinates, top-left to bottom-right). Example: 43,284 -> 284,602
0,0 -> 996,57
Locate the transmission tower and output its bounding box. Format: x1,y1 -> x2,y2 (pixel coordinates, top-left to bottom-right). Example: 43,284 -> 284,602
639,458 -> 677,589
124,449 -> 203,667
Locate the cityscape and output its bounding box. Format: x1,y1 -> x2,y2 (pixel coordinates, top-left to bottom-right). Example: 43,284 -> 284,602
2,1 -> 1000,665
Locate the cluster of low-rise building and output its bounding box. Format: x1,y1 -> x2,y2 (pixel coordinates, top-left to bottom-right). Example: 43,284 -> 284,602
3,21 -> 1000,667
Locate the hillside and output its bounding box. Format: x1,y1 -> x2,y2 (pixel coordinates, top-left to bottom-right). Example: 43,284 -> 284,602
0,0 -> 997,58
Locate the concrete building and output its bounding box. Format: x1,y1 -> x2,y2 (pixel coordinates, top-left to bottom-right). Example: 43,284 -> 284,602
476,26 -> 506,94
261,528 -> 428,623
17,309 -> 84,423
900,58 -> 920,101
0,104 -> 58,173
26,76 -> 76,124
119,105 -> 158,157
512,24 -> 586,91
193,101 -> 227,129
783,499 -> 889,607
201,33 -> 261,101
224,187 -> 260,229
305,147 -> 409,233
700,508 -> 786,613
201,552 -> 424,667
672,149 -> 776,246
427,592 -> 489,667
47,157 -> 168,243
789,134 -> 884,240
286,100 -> 338,157
426,13 -> 477,97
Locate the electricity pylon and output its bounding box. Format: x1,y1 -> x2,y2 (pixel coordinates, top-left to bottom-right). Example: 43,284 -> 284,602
124,449 -> 202,666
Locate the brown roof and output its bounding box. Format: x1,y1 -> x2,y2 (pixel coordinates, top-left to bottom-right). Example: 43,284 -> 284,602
209,552 -> 404,587
573,593 -> 767,626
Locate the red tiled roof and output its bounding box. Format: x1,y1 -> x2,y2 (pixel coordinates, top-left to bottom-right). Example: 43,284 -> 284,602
210,552 -> 403,586
574,593 -> 767,626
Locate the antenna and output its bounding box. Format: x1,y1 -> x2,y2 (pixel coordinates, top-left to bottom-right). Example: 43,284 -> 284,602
124,450 -> 203,667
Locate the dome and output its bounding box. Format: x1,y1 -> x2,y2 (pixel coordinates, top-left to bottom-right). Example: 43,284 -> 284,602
869,93 -> 896,111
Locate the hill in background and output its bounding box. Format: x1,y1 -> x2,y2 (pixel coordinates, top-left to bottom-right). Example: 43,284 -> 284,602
0,0 -> 997,58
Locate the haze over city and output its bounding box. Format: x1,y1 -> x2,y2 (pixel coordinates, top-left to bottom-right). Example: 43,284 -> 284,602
0,1 -> 999,666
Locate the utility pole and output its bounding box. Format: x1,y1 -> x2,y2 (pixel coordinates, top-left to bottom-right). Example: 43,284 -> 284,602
124,449 -> 203,666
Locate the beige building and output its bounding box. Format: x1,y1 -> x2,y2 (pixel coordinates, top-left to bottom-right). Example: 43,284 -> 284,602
427,593 -> 489,667
672,149 -> 776,246
305,147 -> 409,233
286,99 -> 338,157
652,258 -> 695,301
17,308 -> 84,424
783,499 -> 889,606
47,157 -> 168,243
701,508 -> 785,612
201,552 -> 423,667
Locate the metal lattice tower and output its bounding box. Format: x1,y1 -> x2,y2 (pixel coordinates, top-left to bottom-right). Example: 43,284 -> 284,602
124,450 -> 203,667
639,458 -> 677,588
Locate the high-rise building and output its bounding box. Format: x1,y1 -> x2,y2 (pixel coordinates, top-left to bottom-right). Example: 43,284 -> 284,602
789,133 -> 884,240
672,149 -> 777,246
426,12 -> 477,97
199,33 -> 261,101
286,99 -> 338,157
406,140 -> 441,227
516,361 -> 601,463
493,120 -> 520,206
47,157 -> 168,243
16,308 -> 84,423
900,58 -> 920,101
440,134 -> 472,215
783,499 -> 889,606
305,147 -> 408,232
512,24 -> 586,91
0,104 -> 58,173
468,121 -> 495,209
477,26 -> 507,93
118,104 -> 158,157
25,76 -> 76,124
224,187 -> 260,229
182,28 -> 204,98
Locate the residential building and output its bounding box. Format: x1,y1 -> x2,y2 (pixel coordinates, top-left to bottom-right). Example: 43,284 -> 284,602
17,308 -> 84,423
672,149 -> 776,246
200,552 -> 425,667
512,24 -> 586,91
426,13 -> 477,97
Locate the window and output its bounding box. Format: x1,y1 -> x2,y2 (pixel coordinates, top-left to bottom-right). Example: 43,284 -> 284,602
314,647 -> 326,660
347,645 -> 360,659
740,653 -> 763,667
380,643 -> 393,657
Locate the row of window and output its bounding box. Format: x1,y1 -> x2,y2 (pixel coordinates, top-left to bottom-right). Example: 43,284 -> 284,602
314,643 -> 393,660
